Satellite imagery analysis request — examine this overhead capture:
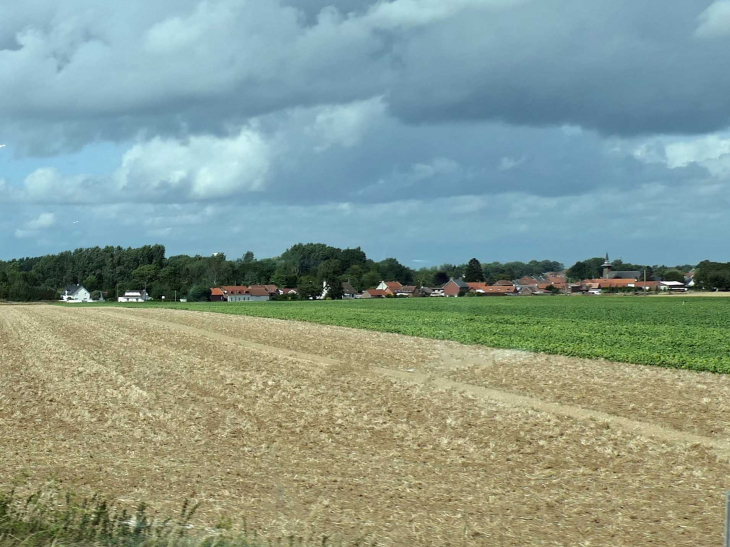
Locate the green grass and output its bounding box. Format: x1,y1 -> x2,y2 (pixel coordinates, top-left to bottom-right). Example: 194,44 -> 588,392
80,296 -> 730,373
0,489 -> 344,547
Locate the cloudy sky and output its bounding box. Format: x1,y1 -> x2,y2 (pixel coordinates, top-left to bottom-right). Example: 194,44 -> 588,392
2,0 -> 730,266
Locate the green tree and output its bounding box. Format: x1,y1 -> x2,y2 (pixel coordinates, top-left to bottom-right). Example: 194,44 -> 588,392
296,276 -> 321,300
317,259 -> 343,284
361,270 -> 381,290
464,258 -> 485,282
433,271 -> 449,286
325,278 -> 344,300
662,270 -> 686,283
188,285 -> 211,302
131,264 -> 160,289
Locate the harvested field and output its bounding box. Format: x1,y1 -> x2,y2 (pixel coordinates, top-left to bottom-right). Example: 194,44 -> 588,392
1,305 -> 729,546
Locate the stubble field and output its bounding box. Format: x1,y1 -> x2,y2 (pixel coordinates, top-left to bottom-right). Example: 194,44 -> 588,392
2,305 -> 730,545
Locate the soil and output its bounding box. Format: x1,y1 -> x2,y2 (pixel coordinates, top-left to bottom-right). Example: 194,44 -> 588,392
1,305 -> 728,546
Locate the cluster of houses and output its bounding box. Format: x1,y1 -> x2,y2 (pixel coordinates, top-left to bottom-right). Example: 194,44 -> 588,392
207,260 -> 688,303
60,284 -> 150,303
211,285 -> 297,301
57,255 -> 690,304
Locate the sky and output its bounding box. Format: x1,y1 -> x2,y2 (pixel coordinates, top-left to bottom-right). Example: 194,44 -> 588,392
2,0 -> 730,267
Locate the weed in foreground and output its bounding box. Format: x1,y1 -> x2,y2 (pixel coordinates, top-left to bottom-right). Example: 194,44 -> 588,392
0,489 -> 360,547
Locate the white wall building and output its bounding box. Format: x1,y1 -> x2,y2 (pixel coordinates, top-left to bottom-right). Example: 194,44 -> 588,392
118,290 -> 150,302
61,284 -> 91,303
659,281 -> 688,292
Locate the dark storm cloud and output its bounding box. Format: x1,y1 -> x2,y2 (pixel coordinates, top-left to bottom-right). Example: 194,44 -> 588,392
387,0 -> 730,136
3,0 -> 730,154
3,0 -> 730,265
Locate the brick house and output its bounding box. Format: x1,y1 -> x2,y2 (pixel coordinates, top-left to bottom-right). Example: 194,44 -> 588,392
361,289 -> 389,298
443,278 -> 470,297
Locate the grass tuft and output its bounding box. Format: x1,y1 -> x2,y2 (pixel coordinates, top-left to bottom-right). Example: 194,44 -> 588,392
0,489 -> 332,547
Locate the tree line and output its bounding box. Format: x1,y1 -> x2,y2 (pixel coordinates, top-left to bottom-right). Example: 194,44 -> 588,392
0,243 -> 565,301
565,257 -> 695,283
5,244 -> 725,302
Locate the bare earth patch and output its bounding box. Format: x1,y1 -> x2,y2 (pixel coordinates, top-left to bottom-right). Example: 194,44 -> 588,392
1,305 -> 729,546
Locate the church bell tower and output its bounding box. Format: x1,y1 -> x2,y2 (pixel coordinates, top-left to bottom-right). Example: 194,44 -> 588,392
602,253 -> 612,279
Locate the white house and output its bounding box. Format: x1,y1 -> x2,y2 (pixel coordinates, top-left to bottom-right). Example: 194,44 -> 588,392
61,284 -> 91,303
118,290 -> 150,302
659,281 -> 688,292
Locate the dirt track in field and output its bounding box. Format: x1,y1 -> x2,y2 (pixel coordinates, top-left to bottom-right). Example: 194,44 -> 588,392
1,305 -> 730,546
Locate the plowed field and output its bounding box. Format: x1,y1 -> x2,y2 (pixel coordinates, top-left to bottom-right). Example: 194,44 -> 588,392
1,305 -> 729,546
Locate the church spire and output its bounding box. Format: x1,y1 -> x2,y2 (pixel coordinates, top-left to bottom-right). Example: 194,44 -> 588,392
602,253 -> 612,279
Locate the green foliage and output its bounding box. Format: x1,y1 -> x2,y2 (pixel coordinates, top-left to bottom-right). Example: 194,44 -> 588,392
360,270 -> 381,290
433,271 -> 449,286
296,276 -> 321,300
324,278 -> 344,300
695,261 -> 730,290
187,285 -> 211,302
662,270 -> 686,283
566,257 -> 604,281
377,258 -> 413,284
0,487 -> 328,546
109,297 -> 730,374
464,258 -> 485,282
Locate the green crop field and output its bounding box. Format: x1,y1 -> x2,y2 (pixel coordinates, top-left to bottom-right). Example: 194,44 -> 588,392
93,296 -> 730,373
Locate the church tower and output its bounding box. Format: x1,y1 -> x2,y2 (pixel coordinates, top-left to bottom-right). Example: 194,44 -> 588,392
602,253 -> 612,279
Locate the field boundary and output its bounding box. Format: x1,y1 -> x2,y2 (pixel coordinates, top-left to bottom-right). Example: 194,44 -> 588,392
96,308 -> 730,459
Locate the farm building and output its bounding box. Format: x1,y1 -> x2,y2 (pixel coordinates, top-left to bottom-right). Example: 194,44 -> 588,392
660,281 -> 688,292
224,286 -> 270,301
61,284 -> 91,303
249,285 -> 279,296
118,290 -> 149,303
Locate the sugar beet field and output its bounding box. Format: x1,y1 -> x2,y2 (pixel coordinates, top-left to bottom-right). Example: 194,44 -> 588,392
3,304 -> 730,546
112,296 -> 730,373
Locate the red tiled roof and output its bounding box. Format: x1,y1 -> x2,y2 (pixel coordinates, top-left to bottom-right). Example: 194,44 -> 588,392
383,281 -> 403,290
481,285 -> 517,293
211,288 -> 224,296
365,289 -> 389,296
634,281 -> 659,287
467,282 -> 489,291
469,283 -> 516,293
220,285 -> 249,295
584,278 -> 637,288
248,287 -> 270,296
494,280 -> 515,286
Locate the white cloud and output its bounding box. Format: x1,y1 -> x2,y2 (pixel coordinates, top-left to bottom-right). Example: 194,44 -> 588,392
116,127 -> 271,200
696,1 -> 730,38
26,212 -> 56,229
498,156 -> 525,171
309,96 -> 386,151
15,211 -> 56,238
664,135 -> 730,169
411,157 -> 460,180
363,0 -> 529,29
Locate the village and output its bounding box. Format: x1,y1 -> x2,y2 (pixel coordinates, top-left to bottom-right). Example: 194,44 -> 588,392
57,254 -> 690,303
